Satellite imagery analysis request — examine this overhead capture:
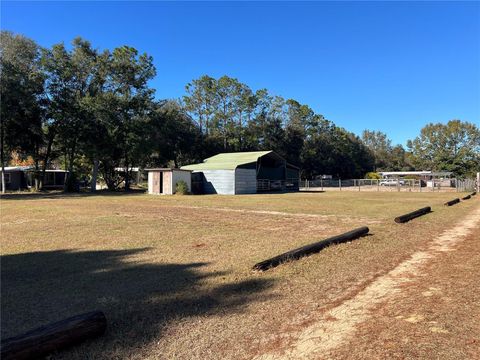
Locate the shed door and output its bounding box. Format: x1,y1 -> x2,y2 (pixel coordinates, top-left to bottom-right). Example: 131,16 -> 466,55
162,171 -> 172,194
153,172 -> 160,193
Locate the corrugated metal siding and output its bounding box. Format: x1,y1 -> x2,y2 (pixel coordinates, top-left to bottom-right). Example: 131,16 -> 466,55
235,168 -> 257,194
198,170 -> 235,195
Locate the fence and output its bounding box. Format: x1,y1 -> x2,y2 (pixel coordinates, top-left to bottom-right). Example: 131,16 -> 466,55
455,178 -> 476,192
300,178 -> 476,192
257,179 -> 299,191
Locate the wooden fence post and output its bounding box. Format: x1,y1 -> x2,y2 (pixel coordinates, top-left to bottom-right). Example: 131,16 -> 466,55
477,172 -> 479,193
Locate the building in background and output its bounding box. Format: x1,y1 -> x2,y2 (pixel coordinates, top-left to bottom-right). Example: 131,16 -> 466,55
181,151 -> 300,195
146,168 -> 192,195
379,171 -> 453,188
0,166 -> 68,191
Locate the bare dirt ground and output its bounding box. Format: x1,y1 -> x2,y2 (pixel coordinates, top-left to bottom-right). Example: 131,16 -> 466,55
1,191 -> 478,359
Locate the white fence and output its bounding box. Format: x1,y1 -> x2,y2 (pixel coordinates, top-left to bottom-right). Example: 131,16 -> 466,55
300,178 -> 476,192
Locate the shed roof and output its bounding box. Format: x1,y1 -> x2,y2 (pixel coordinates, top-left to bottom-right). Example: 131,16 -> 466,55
145,168 -> 192,172
181,151 -> 273,171
4,166 -> 34,171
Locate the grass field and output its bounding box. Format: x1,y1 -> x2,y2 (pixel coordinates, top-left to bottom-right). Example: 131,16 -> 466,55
1,191 -> 477,359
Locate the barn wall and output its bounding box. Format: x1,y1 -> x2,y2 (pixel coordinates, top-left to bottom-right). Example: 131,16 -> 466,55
257,166 -> 284,180
235,168 -> 257,194
198,170 -> 235,195
172,171 -> 192,193
286,167 -> 299,180
286,167 -> 300,191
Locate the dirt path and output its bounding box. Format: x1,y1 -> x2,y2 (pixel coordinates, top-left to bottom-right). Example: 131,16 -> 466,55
256,203 -> 480,360
166,205 -> 380,223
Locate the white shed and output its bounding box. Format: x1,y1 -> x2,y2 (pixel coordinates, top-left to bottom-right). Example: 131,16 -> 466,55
146,168 -> 192,195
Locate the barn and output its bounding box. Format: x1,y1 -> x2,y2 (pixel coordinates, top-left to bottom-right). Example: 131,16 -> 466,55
181,151 -> 299,195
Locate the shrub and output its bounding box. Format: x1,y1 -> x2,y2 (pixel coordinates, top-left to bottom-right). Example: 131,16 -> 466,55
365,172 -> 381,180
175,180 -> 189,195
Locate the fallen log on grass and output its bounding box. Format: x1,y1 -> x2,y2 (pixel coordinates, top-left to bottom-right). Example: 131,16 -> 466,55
253,226 -> 369,271
444,198 -> 460,206
1,311 -> 106,360
471,191 -> 476,196
394,206 -> 431,223
462,195 -> 471,200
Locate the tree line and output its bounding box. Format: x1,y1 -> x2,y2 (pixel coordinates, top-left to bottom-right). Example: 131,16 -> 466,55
1,31 -> 479,192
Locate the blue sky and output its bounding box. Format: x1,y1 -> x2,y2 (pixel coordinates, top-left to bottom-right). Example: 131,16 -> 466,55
2,1 -> 479,145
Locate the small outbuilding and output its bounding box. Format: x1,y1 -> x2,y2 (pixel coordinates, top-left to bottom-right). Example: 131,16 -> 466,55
146,168 -> 192,195
0,166 -> 30,190
28,169 -> 69,189
0,166 -> 68,190
181,151 -> 300,195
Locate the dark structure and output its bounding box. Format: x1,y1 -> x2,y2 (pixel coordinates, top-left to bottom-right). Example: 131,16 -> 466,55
0,167 -> 68,191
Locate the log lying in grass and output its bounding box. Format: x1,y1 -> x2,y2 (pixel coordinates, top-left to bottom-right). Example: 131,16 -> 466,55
462,195 -> 471,200
1,311 -> 106,360
394,206 -> 431,223
253,226 -> 369,271
444,198 -> 460,206
471,191 -> 477,196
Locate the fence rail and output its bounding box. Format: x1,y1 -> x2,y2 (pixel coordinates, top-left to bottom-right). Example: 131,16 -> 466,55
300,178 -> 476,192
257,179 -> 299,191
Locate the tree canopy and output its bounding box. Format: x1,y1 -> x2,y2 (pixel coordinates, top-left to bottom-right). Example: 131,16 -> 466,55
1,31 -> 477,192
407,120 -> 480,177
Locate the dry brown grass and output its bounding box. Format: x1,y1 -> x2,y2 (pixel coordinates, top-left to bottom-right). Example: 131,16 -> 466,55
330,229 -> 480,360
0,191 -> 476,359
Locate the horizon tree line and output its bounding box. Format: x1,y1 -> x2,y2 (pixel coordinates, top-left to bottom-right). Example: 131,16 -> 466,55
1,31 -> 479,193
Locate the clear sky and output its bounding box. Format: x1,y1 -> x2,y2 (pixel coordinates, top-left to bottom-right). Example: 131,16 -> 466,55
2,1 -> 479,145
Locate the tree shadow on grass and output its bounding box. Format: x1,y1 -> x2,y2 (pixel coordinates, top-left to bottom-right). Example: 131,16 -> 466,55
0,189 -> 146,201
1,248 -> 273,358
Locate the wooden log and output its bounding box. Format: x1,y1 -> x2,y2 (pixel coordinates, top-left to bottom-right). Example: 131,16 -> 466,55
444,198 -> 460,206
462,195 -> 471,200
253,226 -> 369,271
1,311 -> 106,360
471,191 -> 476,196
394,206 -> 431,223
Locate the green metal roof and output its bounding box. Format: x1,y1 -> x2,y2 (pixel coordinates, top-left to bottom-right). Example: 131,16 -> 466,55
181,151 -> 273,171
